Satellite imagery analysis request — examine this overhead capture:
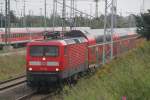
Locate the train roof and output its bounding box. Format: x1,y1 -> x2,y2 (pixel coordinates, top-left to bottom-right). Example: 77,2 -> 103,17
0,27 -> 90,33
27,37 -> 87,46
65,28 -> 137,43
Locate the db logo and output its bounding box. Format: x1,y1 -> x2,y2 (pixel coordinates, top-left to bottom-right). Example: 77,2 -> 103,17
41,62 -> 46,66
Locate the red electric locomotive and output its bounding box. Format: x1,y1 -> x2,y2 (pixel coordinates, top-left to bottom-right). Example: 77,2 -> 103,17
26,28 -> 138,87
26,37 -> 88,86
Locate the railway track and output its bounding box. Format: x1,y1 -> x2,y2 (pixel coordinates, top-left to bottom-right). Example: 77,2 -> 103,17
0,50 -> 26,56
0,75 -> 61,100
0,75 -> 26,91
16,88 -> 62,100
16,90 -> 37,100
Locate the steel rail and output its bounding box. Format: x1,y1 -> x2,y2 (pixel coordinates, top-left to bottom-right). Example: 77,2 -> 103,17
16,90 -> 37,100
16,89 -> 60,100
40,89 -> 61,100
0,75 -> 25,85
0,76 -> 26,91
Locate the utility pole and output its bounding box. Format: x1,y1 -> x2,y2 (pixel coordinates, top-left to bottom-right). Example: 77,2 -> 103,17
95,0 -> 98,18
44,0 -> 47,30
31,11 -> 34,27
40,8 -> 42,17
140,0 -> 145,13
90,4 -> 92,27
114,0 -> 117,28
23,0 -> 26,27
28,10 -> 32,27
20,9 -> 23,27
102,0 -> 107,64
74,0 -> 77,28
62,0 -> 66,33
70,0 -> 72,30
142,0 -> 145,13
110,0 -> 114,59
5,0 -> 11,46
40,8 -> 42,27
53,0 -> 57,31
70,0 -> 75,30
0,2 -> 3,28
5,0 -> 8,45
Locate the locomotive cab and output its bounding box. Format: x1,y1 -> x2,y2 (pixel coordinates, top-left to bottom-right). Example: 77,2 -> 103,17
26,40 -> 65,87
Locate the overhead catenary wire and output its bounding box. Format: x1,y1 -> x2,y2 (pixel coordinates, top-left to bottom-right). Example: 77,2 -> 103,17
4,0 -> 97,29
56,1 -> 95,19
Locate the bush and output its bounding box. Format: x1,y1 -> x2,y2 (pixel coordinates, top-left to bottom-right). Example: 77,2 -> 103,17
135,10 -> 150,40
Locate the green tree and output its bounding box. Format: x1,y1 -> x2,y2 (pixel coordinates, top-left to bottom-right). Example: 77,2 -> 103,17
10,11 -> 18,23
135,10 -> 150,40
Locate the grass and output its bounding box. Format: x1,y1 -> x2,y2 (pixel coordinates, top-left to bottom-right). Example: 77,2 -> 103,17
0,40 -> 150,100
0,47 -> 25,54
0,54 -> 26,82
62,40 -> 150,100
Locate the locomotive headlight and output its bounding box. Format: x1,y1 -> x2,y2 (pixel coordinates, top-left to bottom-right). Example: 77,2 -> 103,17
42,57 -> 46,61
28,67 -> 32,71
56,68 -> 59,72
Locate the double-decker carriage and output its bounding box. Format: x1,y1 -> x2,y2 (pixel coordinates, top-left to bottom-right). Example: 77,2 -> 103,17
26,28 -> 138,87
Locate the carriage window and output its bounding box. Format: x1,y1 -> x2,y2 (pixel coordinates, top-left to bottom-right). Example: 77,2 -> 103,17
1,34 -> 4,38
13,34 -> 15,38
74,39 -> 80,43
30,46 -> 59,57
14,34 -> 16,38
8,34 -> 10,38
10,34 -> 12,38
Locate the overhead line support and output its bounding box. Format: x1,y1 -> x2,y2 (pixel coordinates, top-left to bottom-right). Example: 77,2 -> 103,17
5,0 -> 10,46
56,1 -> 95,19
62,0 -> 66,33
103,0 -> 116,64
44,0 -> 47,30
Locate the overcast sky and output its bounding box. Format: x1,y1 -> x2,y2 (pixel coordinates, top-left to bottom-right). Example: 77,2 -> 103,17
0,0 -> 150,17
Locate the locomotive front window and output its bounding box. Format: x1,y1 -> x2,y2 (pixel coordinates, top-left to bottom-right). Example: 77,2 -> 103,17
45,46 -> 58,57
30,46 -> 43,57
30,46 -> 59,57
